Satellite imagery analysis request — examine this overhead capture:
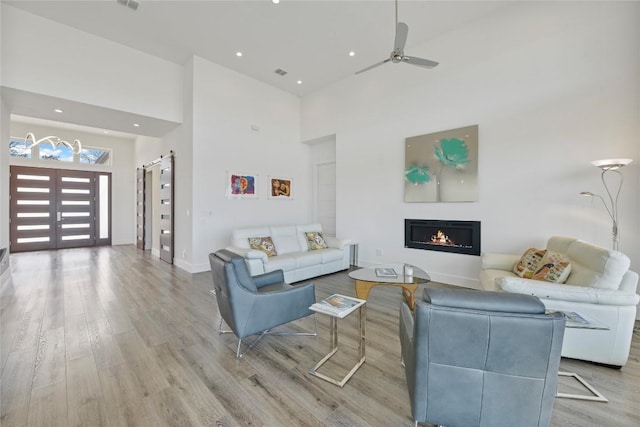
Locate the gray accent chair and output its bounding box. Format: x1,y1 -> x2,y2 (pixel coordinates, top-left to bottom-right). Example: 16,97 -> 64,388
209,249 -> 317,358
400,288 -> 565,427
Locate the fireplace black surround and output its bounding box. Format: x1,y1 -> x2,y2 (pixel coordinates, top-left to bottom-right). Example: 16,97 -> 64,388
405,219 -> 481,256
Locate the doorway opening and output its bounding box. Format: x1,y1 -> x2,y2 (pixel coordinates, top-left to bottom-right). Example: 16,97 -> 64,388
136,153 -> 174,264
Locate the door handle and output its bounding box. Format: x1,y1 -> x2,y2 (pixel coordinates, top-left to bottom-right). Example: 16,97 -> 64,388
57,211 -> 62,221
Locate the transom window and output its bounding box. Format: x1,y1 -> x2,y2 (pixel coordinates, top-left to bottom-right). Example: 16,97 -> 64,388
9,137 -> 112,166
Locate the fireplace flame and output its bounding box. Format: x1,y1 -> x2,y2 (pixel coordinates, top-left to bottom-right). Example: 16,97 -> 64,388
431,230 -> 455,246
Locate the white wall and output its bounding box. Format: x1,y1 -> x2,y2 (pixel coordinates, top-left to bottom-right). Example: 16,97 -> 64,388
301,1 -> 640,287
0,101 -> 9,278
134,135 -> 164,167
187,56 -> 307,272
9,122 -> 136,245
0,2 -> 9,278
1,5 -> 183,123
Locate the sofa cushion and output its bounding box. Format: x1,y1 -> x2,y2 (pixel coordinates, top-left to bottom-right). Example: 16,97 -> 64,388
531,251 -> 572,283
513,248 -> 546,278
562,239 -> 630,290
305,231 -> 328,250
292,251 -> 324,268
481,269 -> 517,292
296,224 -> 323,252
321,248 -> 344,263
232,227 -> 270,248
264,254 -> 297,272
499,276 -> 640,306
248,236 -> 277,257
270,225 -> 302,255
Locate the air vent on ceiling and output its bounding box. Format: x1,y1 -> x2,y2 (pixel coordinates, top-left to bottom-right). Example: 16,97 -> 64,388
274,69 -> 288,76
116,0 -> 139,11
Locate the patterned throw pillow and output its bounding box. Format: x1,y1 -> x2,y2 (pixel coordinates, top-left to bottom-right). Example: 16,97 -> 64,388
513,248 -> 547,278
532,251 -> 572,283
248,236 -> 277,257
305,231 -> 328,250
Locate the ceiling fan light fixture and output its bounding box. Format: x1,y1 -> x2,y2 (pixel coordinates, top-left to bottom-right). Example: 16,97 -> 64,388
355,0 -> 438,75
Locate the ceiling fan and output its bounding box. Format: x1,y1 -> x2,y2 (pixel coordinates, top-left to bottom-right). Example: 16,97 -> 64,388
355,0 -> 439,75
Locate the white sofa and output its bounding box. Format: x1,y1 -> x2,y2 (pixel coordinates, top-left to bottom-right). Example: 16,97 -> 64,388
226,224 -> 352,284
481,236 -> 639,367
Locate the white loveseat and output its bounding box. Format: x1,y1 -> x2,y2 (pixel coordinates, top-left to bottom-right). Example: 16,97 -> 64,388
481,236 -> 639,367
226,224 -> 352,284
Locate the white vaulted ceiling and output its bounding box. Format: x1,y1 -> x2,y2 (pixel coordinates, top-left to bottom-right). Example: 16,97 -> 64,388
4,1 -> 504,96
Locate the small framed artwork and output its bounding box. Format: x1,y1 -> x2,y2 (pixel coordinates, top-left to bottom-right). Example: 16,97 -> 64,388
268,177 -> 293,199
227,172 -> 258,198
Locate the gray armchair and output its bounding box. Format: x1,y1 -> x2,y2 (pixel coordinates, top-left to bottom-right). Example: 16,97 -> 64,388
400,288 -> 565,427
209,249 -> 317,358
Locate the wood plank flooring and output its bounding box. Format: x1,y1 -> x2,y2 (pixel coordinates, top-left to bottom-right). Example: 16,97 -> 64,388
1,246 -> 639,426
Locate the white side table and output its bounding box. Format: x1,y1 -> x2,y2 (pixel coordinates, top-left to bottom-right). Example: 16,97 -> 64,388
308,295 -> 366,387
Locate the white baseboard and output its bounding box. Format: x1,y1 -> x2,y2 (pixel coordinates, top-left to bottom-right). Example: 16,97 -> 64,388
174,258 -> 192,273
428,272 -> 481,290
173,258 -> 209,274
151,248 -> 160,258
191,262 -> 210,273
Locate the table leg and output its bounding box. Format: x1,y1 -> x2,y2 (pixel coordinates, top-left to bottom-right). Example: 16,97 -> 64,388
354,280 -> 373,300
401,283 -> 419,310
402,286 -> 416,310
308,305 -> 366,387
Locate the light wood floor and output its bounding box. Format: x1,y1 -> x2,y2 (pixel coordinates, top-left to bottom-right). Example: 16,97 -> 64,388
1,246 -> 638,426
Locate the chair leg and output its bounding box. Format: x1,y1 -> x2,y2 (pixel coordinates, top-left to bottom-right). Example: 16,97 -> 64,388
218,318 -> 233,335
267,314 -> 318,337
236,330 -> 269,358
226,315 -> 318,358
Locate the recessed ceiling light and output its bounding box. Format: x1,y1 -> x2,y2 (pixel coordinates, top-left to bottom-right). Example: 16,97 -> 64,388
297,80 -> 302,85
236,51 -> 243,57
272,0 -> 280,4
54,108 -> 63,113
349,51 -> 355,57
133,123 -> 140,127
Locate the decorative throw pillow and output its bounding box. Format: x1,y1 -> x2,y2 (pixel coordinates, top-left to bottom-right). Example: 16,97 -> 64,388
532,251 -> 572,283
513,248 -> 547,278
248,236 -> 277,257
305,231 -> 328,250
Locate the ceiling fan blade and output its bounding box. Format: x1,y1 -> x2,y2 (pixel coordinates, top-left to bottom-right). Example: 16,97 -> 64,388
394,22 -> 409,52
355,58 -> 391,75
402,56 -> 439,69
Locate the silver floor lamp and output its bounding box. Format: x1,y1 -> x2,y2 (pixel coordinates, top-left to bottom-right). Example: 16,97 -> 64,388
580,158 -> 632,251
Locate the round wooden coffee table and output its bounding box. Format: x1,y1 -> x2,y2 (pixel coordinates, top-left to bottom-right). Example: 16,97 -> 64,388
348,263 -> 430,309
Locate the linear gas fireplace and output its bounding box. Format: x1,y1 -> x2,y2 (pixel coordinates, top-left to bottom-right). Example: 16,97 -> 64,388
405,219 -> 481,256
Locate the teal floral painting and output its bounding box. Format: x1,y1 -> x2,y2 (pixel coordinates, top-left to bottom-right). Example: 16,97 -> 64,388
435,138 -> 470,169
404,125 -> 478,202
